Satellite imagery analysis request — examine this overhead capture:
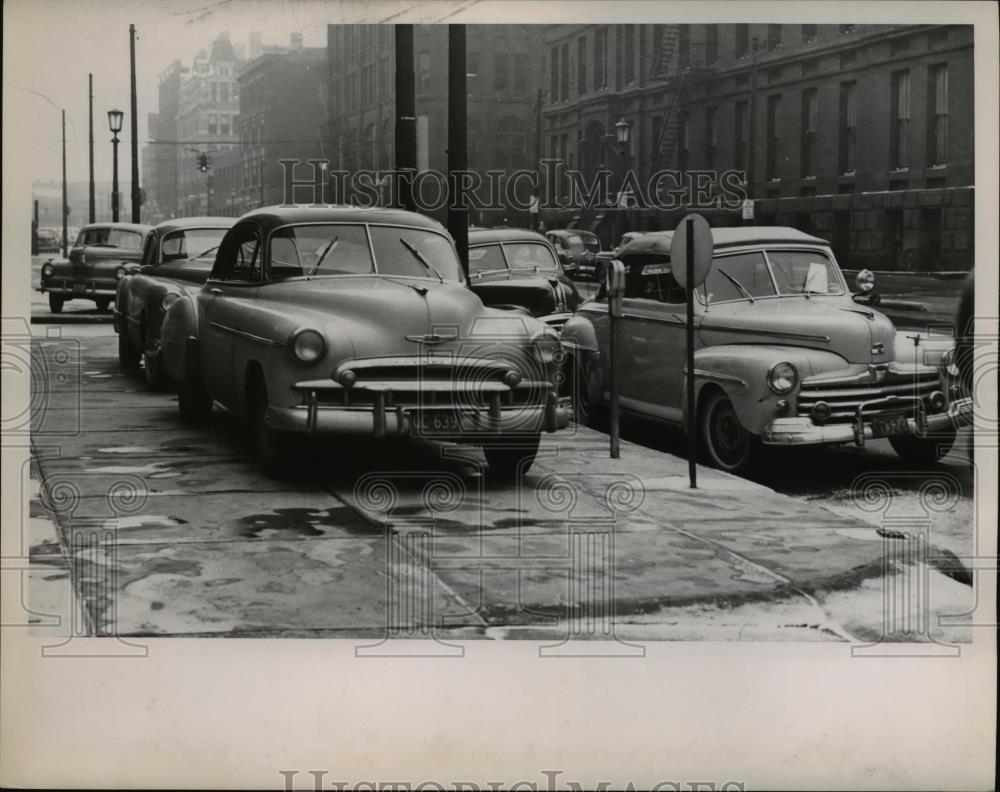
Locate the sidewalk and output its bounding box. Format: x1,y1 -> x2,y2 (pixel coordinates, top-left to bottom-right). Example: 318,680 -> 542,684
23,331 -> 973,642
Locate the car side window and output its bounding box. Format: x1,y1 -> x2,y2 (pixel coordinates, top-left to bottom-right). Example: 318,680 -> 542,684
635,259 -> 685,304
468,244 -> 506,275
212,224 -> 262,283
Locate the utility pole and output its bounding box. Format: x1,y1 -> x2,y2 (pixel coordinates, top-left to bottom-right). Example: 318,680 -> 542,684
746,36 -> 759,226
61,110 -> 68,257
395,24 -> 417,212
129,23 -> 140,222
534,86 -> 543,223
447,25 -> 469,278
88,74 -> 95,223
32,200 -> 39,255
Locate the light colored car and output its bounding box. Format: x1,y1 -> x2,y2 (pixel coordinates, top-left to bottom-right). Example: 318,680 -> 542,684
544,229 -> 587,277
160,206 -> 570,478
114,217 -> 235,387
39,222 -> 152,313
560,227 -> 973,473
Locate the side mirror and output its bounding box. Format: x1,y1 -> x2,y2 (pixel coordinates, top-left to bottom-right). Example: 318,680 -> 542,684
607,259 -> 626,318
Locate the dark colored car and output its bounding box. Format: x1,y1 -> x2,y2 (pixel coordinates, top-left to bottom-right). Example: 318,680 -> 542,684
468,228 -> 581,331
36,228 -> 62,253
39,222 -> 153,313
114,217 -> 236,387
544,229 -> 590,278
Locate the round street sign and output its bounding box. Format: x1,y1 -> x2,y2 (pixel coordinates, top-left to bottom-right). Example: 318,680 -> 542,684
672,213 -> 713,289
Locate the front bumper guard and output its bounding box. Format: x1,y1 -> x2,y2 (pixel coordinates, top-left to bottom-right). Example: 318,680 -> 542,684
762,396 -> 973,447
269,378 -> 571,439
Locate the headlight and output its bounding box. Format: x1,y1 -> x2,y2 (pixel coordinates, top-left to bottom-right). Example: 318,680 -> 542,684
767,361 -> 798,394
289,328 -> 326,364
42,263 -> 54,278
116,266 -> 127,280
161,292 -> 179,311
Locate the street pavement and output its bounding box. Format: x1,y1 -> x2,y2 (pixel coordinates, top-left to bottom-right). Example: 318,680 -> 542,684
21,323 -> 974,643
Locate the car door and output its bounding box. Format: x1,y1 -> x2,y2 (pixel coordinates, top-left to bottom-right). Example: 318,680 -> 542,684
618,256 -> 688,423
125,231 -> 159,348
199,223 -> 262,408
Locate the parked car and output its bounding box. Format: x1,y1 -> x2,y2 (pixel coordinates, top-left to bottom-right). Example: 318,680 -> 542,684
36,227 -> 61,253
594,231 -> 645,285
39,222 -> 152,313
467,228 -> 581,332
544,229 -> 589,278
560,227 -> 973,473
159,206 -> 570,478
114,217 -> 235,387
573,230 -> 602,280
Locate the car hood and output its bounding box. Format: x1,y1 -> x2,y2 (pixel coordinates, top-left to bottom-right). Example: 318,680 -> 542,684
470,271 -> 579,316
698,297 -> 896,364
253,276 -> 541,359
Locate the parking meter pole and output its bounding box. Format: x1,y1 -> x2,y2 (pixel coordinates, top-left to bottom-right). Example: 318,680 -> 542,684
686,217 -> 697,489
609,312 -> 620,459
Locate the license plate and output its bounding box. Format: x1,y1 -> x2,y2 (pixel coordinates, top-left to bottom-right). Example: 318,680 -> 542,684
871,413 -> 909,438
414,410 -> 464,435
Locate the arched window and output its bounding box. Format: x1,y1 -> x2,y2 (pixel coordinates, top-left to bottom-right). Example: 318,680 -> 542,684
494,115 -> 527,170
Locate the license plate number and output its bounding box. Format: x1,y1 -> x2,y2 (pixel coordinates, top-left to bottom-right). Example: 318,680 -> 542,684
871,413 -> 909,438
414,411 -> 463,435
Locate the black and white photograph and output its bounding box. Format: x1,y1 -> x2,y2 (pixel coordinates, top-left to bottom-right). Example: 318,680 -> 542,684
2,1 -> 996,789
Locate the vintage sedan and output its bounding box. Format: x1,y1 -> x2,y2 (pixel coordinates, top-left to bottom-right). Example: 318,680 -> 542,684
39,222 -> 152,313
114,217 -> 236,387
560,227 -> 972,473
467,228 -> 581,331
544,229 -> 590,278
160,206 -> 569,478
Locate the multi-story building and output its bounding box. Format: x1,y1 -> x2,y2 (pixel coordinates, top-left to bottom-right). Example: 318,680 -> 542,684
325,24 -> 544,222
541,23 -> 973,271
235,40 -> 326,212
142,60 -> 183,222
176,34 -> 242,215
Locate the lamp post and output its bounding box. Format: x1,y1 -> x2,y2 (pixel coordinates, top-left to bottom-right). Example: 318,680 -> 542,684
614,117 -> 632,208
108,109 -> 124,222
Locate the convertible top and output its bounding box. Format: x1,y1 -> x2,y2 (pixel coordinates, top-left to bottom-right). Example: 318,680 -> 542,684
620,226 -> 828,257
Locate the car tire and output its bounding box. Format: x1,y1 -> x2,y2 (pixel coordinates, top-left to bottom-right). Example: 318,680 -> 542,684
117,329 -> 141,371
48,294 -> 64,314
482,434 -> 541,479
95,297 -> 111,312
178,378 -> 213,422
700,390 -> 761,475
250,383 -> 296,479
889,431 -> 956,465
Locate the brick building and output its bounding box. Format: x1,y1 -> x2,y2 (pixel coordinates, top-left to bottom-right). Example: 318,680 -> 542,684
541,24 -> 974,271
325,24 -> 544,222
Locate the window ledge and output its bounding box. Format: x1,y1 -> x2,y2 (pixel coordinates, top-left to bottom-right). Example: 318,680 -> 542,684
889,167 -> 910,175
927,163 -> 948,170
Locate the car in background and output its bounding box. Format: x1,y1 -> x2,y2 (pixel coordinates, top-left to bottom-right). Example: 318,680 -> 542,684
39,222 -> 153,313
544,229 -> 590,278
560,227 -> 972,474
594,230 -> 645,285
36,228 -> 62,253
573,230 -> 602,280
114,217 -> 235,387
467,228 -> 581,332
160,206 -> 569,478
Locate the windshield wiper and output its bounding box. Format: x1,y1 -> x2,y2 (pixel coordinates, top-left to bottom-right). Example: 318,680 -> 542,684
799,268 -> 813,299
309,236 -> 339,275
717,269 -> 755,303
192,245 -> 220,260
399,239 -> 444,283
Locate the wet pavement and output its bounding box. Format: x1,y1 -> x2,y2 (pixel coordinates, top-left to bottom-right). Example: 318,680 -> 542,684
20,325 -> 975,643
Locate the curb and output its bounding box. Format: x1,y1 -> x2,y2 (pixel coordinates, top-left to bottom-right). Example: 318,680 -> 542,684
30,314 -> 114,325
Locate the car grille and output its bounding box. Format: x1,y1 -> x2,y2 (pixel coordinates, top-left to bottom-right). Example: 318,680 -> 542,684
797,370 -> 940,422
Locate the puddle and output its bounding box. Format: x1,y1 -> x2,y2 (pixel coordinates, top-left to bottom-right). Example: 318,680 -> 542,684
98,447 -> 156,454
237,506 -> 385,538
101,515 -> 189,531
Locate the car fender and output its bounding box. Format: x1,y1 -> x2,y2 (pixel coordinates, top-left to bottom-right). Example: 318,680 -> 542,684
161,294 -> 200,384
113,275 -> 132,333
691,344 -> 849,435
559,310 -> 604,402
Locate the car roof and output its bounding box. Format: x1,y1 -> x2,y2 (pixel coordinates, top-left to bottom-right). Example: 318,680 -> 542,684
234,205 -> 447,233
79,222 -> 153,234
546,229 -> 583,238
620,226 -> 828,256
469,228 -> 550,245
153,216 -> 236,234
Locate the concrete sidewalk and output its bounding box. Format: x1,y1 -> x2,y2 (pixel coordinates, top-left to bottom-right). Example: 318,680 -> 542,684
24,330 -> 973,643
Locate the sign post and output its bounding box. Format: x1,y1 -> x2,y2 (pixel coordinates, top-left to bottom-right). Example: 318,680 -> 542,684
606,259 -> 627,459
672,214 -> 714,488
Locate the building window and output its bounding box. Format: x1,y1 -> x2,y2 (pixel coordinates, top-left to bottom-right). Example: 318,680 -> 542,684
838,81 -> 857,174
802,24 -> 817,42
550,46 -> 559,100
678,25 -> 689,66
418,51 -> 432,91
891,70 -> 910,169
624,26 -> 635,83
767,24 -> 782,51
578,36 -> 587,94
494,53 -> 509,92
220,82 -> 229,102
735,100 -> 748,172
594,28 -> 607,89
678,112 -> 690,173
736,24 -> 750,59
208,114 -> 218,135
220,115 -> 229,135
801,89 -> 817,176
706,106 -> 718,170
929,64 -> 948,165
495,116 -> 527,169
705,24 -> 718,64
766,95 -> 781,180
560,42 -> 570,100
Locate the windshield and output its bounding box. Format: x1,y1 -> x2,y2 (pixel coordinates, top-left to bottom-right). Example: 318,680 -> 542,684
161,228 -> 228,263
77,227 -> 143,250
768,250 -> 844,295
578,233 -> 600,251
469,244 -> 506,275
700,251 -> 777,304
268,224 -> 465,283
506,242 -> 559,272
566,235 -> 584,251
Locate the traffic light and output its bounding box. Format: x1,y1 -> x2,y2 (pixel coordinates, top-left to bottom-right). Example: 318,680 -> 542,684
197,153 -> 210,173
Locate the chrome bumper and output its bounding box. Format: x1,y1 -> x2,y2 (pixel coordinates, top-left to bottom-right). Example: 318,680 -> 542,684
39,281 -> 116,298
762,397 -> 973,446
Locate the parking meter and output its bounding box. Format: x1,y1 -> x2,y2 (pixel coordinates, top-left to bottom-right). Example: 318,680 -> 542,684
607,259 -> 626,458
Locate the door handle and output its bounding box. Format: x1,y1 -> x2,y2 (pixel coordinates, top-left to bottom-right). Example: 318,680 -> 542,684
209,288 -> 223,296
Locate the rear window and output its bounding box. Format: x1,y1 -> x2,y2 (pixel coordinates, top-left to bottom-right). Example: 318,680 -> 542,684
505,242 -> 558,272
78,227 -> 143,249
469,244 -> 506,275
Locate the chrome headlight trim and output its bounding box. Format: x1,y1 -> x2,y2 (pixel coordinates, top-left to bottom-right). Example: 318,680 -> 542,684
288,327 -> 326,365
767,361 -> 799,395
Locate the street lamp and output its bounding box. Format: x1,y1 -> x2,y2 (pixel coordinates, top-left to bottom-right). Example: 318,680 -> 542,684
107,109 -> 124,222
614,117 -> 632,209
